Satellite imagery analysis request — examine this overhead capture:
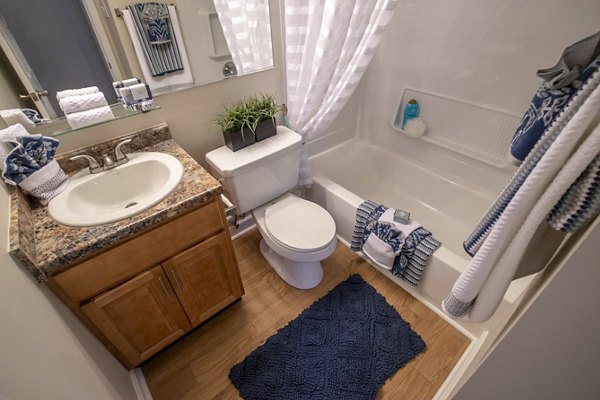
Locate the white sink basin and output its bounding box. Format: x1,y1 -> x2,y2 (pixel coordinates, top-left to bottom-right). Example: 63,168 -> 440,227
48,152 -> 184,227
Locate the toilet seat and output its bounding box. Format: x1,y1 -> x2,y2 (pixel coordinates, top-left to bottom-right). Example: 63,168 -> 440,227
264,194 -> 336,253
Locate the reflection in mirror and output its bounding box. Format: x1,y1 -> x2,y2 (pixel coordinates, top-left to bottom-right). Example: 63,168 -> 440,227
0,0 -> 274,134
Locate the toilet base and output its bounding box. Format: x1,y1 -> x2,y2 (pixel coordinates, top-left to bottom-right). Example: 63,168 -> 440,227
259,239 -> 324,289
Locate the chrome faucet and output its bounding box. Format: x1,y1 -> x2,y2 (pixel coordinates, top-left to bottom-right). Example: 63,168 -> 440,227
69,154 -> 103,174
69,138 -> 133,174
114,138 -> 132,166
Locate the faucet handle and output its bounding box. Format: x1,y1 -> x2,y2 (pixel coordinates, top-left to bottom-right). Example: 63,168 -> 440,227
69,154 -> 102,174
115,138 -> 132,165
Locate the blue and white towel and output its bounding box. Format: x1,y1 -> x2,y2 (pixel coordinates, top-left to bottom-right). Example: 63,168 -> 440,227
351,200 -> 441,286
1,127 -> 68,204
140,3 -> 172,44
548,153 -> 600,232
127,3 -> 183,76
510,55 -> 600,164
465,57 -> 600,257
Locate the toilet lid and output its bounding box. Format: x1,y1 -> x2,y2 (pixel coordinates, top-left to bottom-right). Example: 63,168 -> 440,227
264,196 -> 336,252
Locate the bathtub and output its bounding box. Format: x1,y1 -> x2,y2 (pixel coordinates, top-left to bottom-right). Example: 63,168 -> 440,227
307,138 -> 533,337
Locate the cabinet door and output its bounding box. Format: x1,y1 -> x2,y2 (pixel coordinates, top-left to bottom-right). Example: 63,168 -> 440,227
163,231 -> 244,327
82,266 -> 191,368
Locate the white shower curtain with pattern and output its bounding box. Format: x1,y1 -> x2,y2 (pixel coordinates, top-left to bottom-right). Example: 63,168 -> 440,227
213,0 -> 274,75
284,0 -> 398,185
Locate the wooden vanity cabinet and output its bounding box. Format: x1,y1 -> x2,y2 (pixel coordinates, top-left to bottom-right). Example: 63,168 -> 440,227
163,232 -> 242,327
47,198 -> 244,369
81,266 -> 191,367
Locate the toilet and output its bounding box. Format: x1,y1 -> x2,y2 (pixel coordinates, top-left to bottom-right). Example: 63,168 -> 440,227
205,126 -> 336,289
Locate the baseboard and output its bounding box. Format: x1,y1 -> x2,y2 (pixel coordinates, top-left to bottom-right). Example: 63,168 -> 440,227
130,368 -> 153,400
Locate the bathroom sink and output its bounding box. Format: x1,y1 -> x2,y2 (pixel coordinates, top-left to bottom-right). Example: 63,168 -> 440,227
48,152 -> 184,227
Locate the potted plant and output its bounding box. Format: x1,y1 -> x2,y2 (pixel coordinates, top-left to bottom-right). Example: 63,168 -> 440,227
210,94 -> 281,152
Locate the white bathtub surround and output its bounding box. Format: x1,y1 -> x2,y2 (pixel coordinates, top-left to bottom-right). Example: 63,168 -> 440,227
444,71 -> 600,322
213,0 -> 273,75
283,0 -> 398,185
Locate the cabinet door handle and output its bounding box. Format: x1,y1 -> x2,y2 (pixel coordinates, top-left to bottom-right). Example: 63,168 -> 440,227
170,270 -> 183,292
158,277 -> 170,298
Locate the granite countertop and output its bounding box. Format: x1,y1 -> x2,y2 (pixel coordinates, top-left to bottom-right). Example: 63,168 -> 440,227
8,123 -> 222,281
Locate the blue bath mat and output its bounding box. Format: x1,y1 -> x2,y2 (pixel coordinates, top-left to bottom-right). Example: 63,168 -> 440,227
229,274 -> 426,399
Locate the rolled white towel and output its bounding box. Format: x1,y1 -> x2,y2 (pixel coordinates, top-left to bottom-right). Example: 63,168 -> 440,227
0,123 -> 30,170
56,86 -> 99,101
66,106 -> 114,129
59,92 -> 108,114
0,109 -> 35,126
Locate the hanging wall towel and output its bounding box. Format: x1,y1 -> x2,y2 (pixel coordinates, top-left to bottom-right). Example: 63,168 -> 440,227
140,3 -> 172,44
537,30 -> 600,90
122,6 -> 193,93
468,57 -> 600,256
444,68 -> 600,322
127,2 -> 183,76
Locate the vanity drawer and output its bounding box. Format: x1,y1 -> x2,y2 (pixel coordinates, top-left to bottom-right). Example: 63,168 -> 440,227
52,199 -> 224,303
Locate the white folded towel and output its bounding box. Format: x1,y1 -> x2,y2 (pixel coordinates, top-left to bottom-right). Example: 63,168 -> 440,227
66,106 -> 114,129
59,92 -> 109,114
0,109 -> 35,126
362,233 -> 398,270
56,86 -> 100,101
0,123 -> 30,170
361,208 -> 423,270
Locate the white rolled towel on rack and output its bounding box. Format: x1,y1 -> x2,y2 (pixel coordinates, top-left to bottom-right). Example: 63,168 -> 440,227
59,92 -> 109,114
56,86 -> 100,101
66,106 -> 114,129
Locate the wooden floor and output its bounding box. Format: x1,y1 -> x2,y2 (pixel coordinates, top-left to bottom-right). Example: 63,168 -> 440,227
142,229 -> 470,400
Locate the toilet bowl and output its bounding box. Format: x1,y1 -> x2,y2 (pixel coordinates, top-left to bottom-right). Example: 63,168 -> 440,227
205,126 -> 337,289
252,193 -> 337,289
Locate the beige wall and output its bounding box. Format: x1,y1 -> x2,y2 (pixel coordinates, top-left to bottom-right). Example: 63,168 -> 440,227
0,1 -> 284,399
454,219 -> 600,400
0,186 -> 138,400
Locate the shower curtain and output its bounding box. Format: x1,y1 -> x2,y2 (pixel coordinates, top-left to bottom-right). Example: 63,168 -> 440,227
284,0 -> 399,186
213,0 -> 273,75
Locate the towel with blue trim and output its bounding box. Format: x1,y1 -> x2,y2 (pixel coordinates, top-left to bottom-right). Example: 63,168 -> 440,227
548,153 -> 600,232
351,200 -> 441,286
465,57 -> 600,257
127,2 -> 183,76
1,124 -> 68,204
510,54 -> 600,164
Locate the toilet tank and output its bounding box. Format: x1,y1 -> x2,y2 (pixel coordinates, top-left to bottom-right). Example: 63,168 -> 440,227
205,126 -> 302,215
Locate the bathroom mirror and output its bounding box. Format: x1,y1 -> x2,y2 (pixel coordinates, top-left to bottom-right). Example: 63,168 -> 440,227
0,0 -> 274,134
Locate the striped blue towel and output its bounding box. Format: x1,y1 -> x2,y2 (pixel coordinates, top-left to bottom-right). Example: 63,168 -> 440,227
127,3 -> 183,76
465,58 -> 600,257
351,200 -> 441,286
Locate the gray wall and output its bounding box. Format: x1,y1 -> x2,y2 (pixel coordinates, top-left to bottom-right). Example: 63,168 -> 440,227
454,220 -> 600,400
